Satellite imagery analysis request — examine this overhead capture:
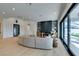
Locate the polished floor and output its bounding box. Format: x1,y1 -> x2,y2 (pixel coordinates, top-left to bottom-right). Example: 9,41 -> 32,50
0,37 -> 69,56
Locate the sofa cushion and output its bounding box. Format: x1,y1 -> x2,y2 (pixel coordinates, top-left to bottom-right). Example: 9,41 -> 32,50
36,37 -> 53,49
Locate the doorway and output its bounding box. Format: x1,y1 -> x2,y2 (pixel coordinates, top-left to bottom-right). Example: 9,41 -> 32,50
13,24 -> 20,37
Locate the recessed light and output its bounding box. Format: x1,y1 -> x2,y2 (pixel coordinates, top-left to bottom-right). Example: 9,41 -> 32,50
2,11 -> 6,14
12,8 -> 15,11
29,3 -> 32,6
25,3 -> 32,6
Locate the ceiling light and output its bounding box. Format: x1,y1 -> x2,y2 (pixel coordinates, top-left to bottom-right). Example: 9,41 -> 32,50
2,11 -> 6,14
12,8 -> 15,11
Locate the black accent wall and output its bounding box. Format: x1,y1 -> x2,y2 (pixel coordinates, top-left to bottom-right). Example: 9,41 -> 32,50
37,21 -> 52,33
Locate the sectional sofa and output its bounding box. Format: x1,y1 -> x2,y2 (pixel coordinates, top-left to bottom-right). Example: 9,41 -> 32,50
18,36 -> 53,49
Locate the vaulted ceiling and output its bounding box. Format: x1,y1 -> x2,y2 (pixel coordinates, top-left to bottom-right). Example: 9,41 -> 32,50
0,3 -> 67,21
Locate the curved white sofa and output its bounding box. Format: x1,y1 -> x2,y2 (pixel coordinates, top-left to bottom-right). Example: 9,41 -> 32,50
18,36 -> 53,49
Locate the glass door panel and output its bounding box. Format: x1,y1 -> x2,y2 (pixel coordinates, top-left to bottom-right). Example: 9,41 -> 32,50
69,4 -> 79,55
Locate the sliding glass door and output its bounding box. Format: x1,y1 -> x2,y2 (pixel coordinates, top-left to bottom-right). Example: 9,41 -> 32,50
60,4 -> 79,55
64,17 -> 69,45
69,4 -> 79,56
60,21 -> 64,40
60,17 -> 69,45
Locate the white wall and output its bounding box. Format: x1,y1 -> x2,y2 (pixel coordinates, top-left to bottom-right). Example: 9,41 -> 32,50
3,18 -> 25,38
3,17 -> 37,38
25,21 -> 37,36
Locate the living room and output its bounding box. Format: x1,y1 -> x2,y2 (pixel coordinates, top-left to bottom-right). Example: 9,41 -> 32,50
0,3 -> 73,56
